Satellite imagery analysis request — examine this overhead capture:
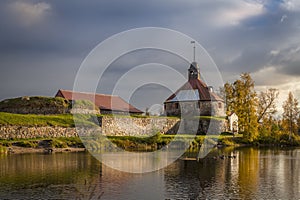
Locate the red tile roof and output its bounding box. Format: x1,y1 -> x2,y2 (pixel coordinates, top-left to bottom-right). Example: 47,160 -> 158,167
55,89 -> 143,113
165,79 -> 223,102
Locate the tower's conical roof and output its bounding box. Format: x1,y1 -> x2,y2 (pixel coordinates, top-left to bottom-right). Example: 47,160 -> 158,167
165,79 -> 223,102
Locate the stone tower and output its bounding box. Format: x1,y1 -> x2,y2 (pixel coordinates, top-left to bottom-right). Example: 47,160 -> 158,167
188,62 -> 200,80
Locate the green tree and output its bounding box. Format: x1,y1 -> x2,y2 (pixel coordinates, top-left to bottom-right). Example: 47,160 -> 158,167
258,116 -> 281,143
282,92 -> 299,140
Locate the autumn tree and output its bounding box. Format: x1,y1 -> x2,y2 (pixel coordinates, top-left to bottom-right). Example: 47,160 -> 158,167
282,92 -> 299,140
224,73 -> 259,142
223,82 -> 234,115
257,88 -> 279,122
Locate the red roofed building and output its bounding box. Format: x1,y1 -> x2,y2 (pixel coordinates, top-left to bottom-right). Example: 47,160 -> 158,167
55,89 -> 143,115
164,62 -> 225,117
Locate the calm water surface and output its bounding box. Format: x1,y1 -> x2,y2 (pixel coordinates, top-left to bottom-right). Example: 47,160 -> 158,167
0,147 -> 300,199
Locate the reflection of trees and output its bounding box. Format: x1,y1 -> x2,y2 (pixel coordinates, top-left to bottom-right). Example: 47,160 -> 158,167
164,159 -> 219,199
2,148 -> 299,199
0,152 -> 104,199
237,148 -> 259,199
164,147 -> 261,199
283,149 -> 300,199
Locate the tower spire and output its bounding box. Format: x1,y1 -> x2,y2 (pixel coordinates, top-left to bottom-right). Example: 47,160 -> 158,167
189,41 -> 200,80
191,41 -> 196,62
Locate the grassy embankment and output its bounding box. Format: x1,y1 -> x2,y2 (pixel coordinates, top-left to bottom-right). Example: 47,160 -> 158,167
0,111 -> 100,127
0,111 -> 237,152
1,111 -> 298,153
0,112 -> 95,153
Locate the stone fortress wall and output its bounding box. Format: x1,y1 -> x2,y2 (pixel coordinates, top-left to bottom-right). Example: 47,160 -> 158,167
0,116 -> 226,139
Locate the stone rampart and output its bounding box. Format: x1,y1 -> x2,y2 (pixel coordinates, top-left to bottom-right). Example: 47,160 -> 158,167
0,116 -> 226,139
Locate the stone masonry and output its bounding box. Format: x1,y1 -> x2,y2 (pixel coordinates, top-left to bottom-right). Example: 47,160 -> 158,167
0,116 -> 226,139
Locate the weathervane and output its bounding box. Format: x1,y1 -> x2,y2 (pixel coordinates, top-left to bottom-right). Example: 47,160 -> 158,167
191,41 -> 196,62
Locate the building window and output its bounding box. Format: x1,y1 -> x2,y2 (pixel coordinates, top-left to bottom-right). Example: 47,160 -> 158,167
218,102 -> 222,109
175,103 -> 179,109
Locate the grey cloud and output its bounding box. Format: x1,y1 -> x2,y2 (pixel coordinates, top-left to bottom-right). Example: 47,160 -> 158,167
209,5 -> 300,76
281,60 -> 300,75
1,0 -> 300,111
252,42 -> 300,78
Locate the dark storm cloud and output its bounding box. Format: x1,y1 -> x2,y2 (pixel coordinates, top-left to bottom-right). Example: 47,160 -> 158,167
204,1 -> 300,85
0,0 -> 300,111
271,44 -> 300,76
283,61 -> 300,75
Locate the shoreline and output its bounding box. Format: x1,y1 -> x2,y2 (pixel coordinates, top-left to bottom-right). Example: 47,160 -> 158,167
1,143 -> 299,155
3,144 -> 298,155
1,134 -> 300,155
4,146 -> 86,154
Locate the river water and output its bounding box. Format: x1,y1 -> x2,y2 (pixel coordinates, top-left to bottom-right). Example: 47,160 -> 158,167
0,147 -> 299,199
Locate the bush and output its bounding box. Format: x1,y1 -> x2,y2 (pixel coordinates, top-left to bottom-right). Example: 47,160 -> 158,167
14,141 -> 38,148
50,139 -> 68,148
147,133 -> 163,144
0,140 -> 12,147
219,137 -> 235,146
55,137 -> 84,148
221,132 -> 234,136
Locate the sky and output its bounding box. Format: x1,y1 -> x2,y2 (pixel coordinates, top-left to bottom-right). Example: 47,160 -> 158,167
0,0 -> 300,114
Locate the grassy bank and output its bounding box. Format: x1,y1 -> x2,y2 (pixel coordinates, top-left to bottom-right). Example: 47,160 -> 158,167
0,137 -> 84,148
1,112 -> 299,150
0,112 -> 99,127
0,112 -> 177,127
0,112 -> 75,127
0,137 -> 84,153
0,134 -> 239,153
218,133 -> 300,147
2,133 -> 299,154
82,134 -> 242,152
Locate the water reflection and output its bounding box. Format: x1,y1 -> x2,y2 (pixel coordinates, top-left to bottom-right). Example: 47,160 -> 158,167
0,152 -> 102,199
0,147 -> 299,199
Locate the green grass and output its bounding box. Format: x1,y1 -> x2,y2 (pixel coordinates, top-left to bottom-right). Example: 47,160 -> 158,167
0,112 -> 99,127
104,134 -> 241,151
0,112 -> 75,127
0,134 -> 243,153
0,137 -> 84,149
216,134 -> 244,145
51,137 -> 85,148
14,140 -> 39,148
108,134 -> 163,145
0,96 -> 69,109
